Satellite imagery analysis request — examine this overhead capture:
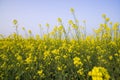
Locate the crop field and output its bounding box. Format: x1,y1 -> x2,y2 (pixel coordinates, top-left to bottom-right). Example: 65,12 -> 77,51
0,9 -> 120,80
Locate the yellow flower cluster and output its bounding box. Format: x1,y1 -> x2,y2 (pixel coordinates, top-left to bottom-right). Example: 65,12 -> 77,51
88,67 -> 110,80
37,70 -> 45,78
73,57 -> 83,67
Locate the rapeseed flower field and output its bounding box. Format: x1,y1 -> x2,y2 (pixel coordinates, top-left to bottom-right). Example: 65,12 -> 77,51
0,8 -> 120,80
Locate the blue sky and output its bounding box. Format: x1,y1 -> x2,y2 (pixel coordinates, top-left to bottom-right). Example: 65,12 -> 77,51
0,0 -> 120,36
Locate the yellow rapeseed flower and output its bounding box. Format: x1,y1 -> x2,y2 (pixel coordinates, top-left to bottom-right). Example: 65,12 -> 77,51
55,56 -> 60,60
70,8 -> 74,13
105,18 -> 110,22
63,55 -> 67,59
102,14 -> 106,18
46,23 -> 50,28
114,53 -> 118,57
25,57 -> 32,64
25,54 -> 33,64
77,68 -> 83,75
57,66 -> 62,71
109,56 -> 113,60
28,30 -> 32,34
118,50 -> 120,54
52,49 -> 59,55
68,20 -> 74,25
37,70 -> 45,77
16,55 -> 22,61
38,70 -> 43,75
73,57 -> 83,67
13,19 -> 18,25
88,66 -> 110,80
44,50 -> 50,59
57,18 -> 62,23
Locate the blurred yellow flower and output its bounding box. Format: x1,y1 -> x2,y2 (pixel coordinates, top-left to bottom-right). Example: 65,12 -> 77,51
102,14 -> 106,18
63,55 -> 67,59
73,57 -> 83,67
28,30 -> 32,34
16,55 -> 22,61
13,19 -> 18,25
88,66 -> 110,80
105,18 -> 110,22
68,20 -> 74,25
114,53 -> 118,57
44,50 -> 50,59
70,8 -> 74,13
52,49 -> 59,55
57,66 -> 62,71
46,23 -> 50,28
109,56 -> 113,60
37,70 -> 44,77
77,68 -> 83,75
57,18 -> 62,23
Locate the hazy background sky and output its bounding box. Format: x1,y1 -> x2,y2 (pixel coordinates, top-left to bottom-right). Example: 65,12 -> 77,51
0,0 -> 120,36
